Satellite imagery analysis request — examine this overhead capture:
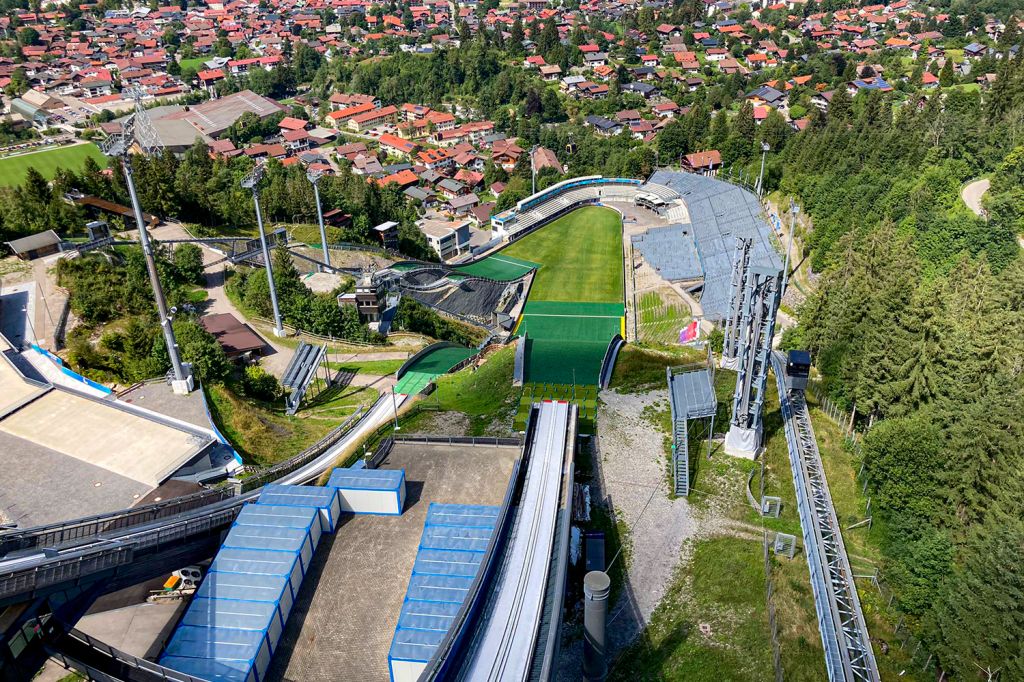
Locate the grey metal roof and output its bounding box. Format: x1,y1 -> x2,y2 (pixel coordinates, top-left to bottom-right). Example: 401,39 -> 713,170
645,171 -> 780,321
670,368 -> 717,420
5,229 -> 61,254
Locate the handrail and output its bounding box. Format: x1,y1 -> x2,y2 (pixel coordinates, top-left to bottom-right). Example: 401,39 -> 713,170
393,434 -> 522,447
0,488 -> 235,557
51,627 -> 208,682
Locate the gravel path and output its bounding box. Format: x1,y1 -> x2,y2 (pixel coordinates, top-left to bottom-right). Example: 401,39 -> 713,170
559,388 -> 702,679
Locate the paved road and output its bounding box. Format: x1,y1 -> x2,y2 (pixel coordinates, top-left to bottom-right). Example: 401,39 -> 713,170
150,221 -> 298,379
961,178 -> 990,218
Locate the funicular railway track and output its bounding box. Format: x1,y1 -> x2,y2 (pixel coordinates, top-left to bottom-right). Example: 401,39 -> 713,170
771,352 -> 879,682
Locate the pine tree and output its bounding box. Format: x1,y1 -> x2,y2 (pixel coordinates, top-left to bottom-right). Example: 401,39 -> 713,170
927,519 -> 1024,680
827,86 -> 852,124
939,58 -> 955,87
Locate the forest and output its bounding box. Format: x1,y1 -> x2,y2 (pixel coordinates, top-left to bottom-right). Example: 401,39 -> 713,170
775,58 -> 1024,682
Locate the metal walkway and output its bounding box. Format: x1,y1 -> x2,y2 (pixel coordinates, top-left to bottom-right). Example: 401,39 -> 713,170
771,352 -> 878,682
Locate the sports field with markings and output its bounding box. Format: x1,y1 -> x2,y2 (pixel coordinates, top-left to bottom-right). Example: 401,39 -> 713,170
503,206 -> 623,301
453,253 -> 538,280
500,206 -> 624,387
0,143 -> 107,187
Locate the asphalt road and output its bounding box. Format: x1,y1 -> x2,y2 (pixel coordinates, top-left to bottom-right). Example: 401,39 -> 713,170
961,177 -> 990,217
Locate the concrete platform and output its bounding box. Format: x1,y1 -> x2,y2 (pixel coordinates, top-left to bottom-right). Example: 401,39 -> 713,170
0,389 -> 205,487
76,601 -> 185,660
267,442 -> 518,682
0,430 -> 149,527
118,382 -> 213,430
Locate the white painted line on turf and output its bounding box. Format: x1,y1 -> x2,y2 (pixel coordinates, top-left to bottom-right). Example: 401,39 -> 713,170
489,255 -> 536,269
521,313 -> 623,318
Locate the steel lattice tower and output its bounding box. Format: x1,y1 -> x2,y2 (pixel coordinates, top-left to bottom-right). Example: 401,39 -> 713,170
100,89 -> 193,394
241,163 -> 286,337
721,237 -> 753,370
724,265 -> 782,458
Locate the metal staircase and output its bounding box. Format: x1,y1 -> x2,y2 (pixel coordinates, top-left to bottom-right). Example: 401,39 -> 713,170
672,417 -> 689,496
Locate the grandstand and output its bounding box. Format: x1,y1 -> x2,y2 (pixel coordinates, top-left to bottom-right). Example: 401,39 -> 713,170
490,176 -> 643,240
644,170 -> 780,321
630,224 -> 703,281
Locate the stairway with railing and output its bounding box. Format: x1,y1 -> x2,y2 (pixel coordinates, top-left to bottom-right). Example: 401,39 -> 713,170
672,417 -> 689,496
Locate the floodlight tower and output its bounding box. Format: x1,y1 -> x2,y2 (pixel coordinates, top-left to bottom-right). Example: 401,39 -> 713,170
756,141 -> 770,196
306,166 -> 332,272
241,162 -> 286,337
100,92 -> 193,394
530,144 -> 539,195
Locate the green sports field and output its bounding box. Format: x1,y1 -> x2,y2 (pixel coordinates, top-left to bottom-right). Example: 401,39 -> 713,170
454,254 -> 538,280
394,344 -> 476,395
506,206 -> 625,388
503,206 -> 624,301
0,144 -> 107,187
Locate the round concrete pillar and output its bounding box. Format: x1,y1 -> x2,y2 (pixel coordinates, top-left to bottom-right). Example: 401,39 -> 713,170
583,570 -> 611,681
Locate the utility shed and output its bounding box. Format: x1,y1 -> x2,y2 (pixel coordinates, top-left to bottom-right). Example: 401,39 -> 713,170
258,483 -> 342,532
234,503 -> 324,547
193,571 -> 295,631
162,485 -> 344,682
162,626 -> 272,682
327,467 -> 407,515
180,597 -> 286,652
4,230 -> 61,260
388,503 -> 500,682
209,548 -> 307,607
222,523 -> 317,573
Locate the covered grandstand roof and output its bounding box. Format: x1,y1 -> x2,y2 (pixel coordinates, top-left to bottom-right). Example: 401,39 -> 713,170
645,171 -> 781,321
631,223 -> 703,281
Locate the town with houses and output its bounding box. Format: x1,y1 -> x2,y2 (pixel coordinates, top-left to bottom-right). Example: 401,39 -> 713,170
0,0 -> 1023,679
0,0 -> 1017,258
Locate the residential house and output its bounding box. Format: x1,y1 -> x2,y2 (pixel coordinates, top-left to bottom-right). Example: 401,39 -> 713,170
437,177 -> 468,199
682,150 -> 722,175
585,115 -> 623,136
531,146 -> 563,174
378,133 -> 418,158
417,218 -> 471,260
491,139 -> 523,171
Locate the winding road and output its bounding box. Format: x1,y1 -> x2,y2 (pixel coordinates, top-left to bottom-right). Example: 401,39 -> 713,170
961,178 -> 990,218
961,178 -> 1024,248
